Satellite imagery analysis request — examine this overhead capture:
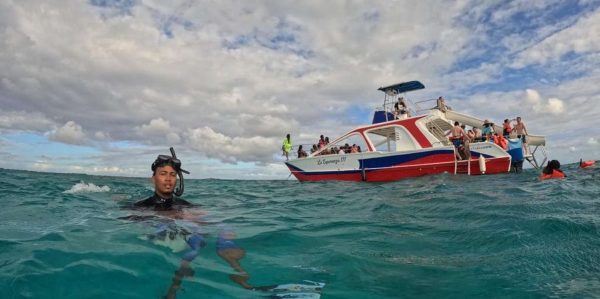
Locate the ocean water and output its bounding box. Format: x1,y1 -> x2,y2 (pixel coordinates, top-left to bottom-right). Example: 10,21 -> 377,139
1,165 -> 599,299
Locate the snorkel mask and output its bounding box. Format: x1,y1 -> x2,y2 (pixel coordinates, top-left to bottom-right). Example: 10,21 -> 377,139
151,147 -> 190,197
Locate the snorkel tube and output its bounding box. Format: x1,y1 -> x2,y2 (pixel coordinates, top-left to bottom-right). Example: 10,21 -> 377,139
169,147 -> 189,197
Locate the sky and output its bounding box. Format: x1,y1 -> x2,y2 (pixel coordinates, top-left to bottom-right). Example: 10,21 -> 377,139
0,0 -> 599,179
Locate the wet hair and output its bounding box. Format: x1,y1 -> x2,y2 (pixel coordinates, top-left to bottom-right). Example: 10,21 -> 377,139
542,160 -> 561,175
454,121 -> 459,126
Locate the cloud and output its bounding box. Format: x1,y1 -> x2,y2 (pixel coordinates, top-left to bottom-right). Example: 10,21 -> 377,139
525,89 -> 565,115
186,126 -> 277,163
0,1 -> 599,177
0,110 -> 56,132
135,118 -> 181,144
512,7 -> 600,68
48,121 -> 87,145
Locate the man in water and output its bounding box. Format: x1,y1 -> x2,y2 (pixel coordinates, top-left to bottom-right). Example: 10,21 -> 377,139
127,150 -> 271,298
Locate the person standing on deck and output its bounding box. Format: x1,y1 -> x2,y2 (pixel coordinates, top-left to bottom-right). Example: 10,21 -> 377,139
282,134 -> 292,161
514,117 -> 529,155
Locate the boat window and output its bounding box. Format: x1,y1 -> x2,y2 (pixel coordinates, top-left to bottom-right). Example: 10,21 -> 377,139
366,126 -> 418,152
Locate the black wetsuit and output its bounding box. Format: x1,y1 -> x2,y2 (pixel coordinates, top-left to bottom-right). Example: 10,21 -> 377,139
134,193 -> 192,211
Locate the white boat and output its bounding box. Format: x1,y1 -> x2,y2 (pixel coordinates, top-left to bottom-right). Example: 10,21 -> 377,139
285,81 -> 547,182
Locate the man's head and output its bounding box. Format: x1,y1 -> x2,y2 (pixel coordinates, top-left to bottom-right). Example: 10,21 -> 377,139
152,164 -> 177,198
151,155 -> 182,198
517,116 -> 522,122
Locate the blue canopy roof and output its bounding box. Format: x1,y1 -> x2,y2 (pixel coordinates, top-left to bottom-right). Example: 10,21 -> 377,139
377,81 -> 425,95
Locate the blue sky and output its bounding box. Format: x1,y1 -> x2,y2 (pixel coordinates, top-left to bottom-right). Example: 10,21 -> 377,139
0,0 -> 599,179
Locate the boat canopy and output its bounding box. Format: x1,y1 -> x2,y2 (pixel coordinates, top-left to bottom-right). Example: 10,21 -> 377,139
377,81 -> 425,96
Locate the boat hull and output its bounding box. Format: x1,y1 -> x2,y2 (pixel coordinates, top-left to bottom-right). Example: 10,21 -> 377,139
286,147 -> 511,182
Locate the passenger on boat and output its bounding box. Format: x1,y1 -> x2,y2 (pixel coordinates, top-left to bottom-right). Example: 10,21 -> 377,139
459,134 -> 471,160
481,120 -> 495,140
447,121 -> 466,148
318,135 -> 326,148
325,137 -> 330,145
394,97 -> 410,119
436,96 -> 451,112
467,129 -> 475,141
282,134 -> 292,161
310,144 -> 319,154
297,145 -> 308,158
502,119 -> 512,138
351,144 -> 359,153
472,127 -> 482,142
514,116 -> 529,155
540,160 -> 566,180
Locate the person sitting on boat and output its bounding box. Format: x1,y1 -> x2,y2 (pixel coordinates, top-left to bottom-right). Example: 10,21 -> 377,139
351,144 -> 359,153
471,127 -> 482,142
282,134 -> 292,161
394,97 -> 410,119
436,96 -> 451,112
540,160 -> 566,180
310,144 -> 319,154
297,145 -> 308,158
502,119 -> 512,138
447,121 -> 465,148
481,120 -> 495,140
318,135 -> 326,149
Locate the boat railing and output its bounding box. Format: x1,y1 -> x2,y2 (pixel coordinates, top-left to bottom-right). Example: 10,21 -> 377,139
378,97 -> 422,120
413,98 -> 437,114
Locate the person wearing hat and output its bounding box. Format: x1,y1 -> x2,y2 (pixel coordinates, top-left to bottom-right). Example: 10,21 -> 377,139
481,119 -> 495,141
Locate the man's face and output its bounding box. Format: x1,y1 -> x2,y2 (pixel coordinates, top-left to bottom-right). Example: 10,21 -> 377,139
152,165 -> 177,197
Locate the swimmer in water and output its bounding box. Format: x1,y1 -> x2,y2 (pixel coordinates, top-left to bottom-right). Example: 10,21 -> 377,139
122,148 -> 309,298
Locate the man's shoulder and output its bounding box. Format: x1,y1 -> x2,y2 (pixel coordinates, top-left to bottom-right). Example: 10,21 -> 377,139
173,197 -> 192,205
133,196 -> 154,207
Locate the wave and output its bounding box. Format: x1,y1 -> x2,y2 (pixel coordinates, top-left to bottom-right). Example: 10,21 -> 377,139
63,181 -> 110,194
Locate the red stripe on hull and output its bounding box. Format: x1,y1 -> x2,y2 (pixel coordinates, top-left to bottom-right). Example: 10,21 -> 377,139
288,157 -> 511,182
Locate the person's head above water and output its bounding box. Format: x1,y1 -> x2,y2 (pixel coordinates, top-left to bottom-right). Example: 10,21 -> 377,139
152,163 -> 178,198
150,148 -> 189,198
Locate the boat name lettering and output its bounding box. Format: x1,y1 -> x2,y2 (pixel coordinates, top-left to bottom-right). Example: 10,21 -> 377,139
317,157 -> 346,165
473,144 -> 492,150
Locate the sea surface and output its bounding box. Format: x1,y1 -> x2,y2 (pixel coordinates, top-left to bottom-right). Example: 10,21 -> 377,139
1,165 -> 599,299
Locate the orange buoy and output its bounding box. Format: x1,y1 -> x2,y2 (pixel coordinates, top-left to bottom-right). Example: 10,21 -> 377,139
580,159 -> 595,168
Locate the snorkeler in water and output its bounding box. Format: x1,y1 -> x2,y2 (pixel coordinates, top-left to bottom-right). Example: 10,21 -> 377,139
122,148 -> 323,298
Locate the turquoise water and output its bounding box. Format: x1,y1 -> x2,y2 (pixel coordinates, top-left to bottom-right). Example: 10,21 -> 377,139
1,165 -> 599,299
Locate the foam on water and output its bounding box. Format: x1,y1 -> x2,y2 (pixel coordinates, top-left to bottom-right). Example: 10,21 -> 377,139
63,181 -> 111,194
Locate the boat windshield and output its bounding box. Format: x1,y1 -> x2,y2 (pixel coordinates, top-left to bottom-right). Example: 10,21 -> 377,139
365,125 -> 419,152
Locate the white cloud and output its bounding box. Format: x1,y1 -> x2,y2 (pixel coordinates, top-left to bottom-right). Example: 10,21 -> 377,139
186,126 -> 277,163
525,89 -> 565,115
512,7 -> 600,68
0,110 -> 55,132
135,118 -> 181,144
48,121 -> 87,145
0,1 -> 598,177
